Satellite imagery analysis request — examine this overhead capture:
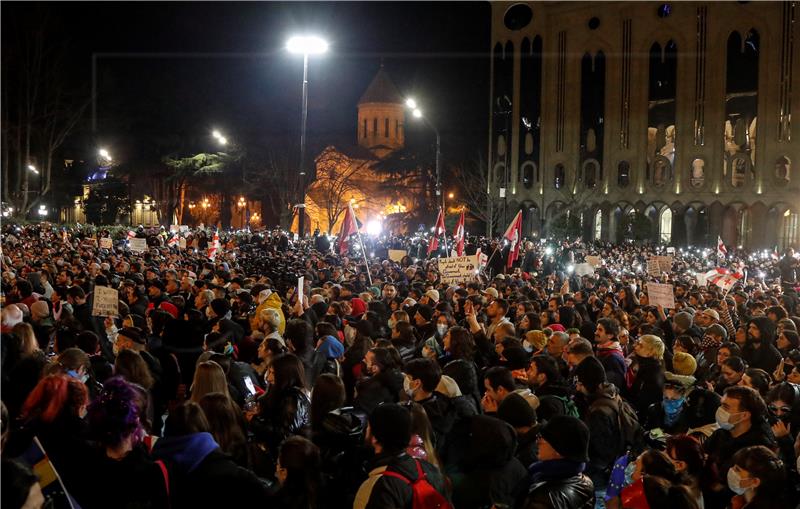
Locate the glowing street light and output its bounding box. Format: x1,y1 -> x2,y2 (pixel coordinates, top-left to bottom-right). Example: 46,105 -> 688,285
412,109 -> 423,119
98,148 -> 112,161
287,34 -> 328,238
27,165 -> 39,175
405,98 -> 417,109
405,97 -> 442,203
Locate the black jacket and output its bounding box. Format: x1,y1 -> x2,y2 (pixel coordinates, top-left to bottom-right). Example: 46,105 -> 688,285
517,472 -> 595,509
584,383 -> 625,487
354,369 -> 404,414
251,386 -> 311,452
742,342 -> 783,374
629,356 -> 664,419
442,358 -> 482,413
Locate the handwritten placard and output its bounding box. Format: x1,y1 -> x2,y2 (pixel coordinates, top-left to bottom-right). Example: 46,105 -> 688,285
573,263 -> 594,276
388,249 -> 407,262
179,237 -> 187,250
99,237 -> 112,249
438,255 -> 480,284
585,255 -> 602,268
91,286 -> 119,317
647,256 -> 673,277
129,238 -> 147,253
647,282 -> 676,309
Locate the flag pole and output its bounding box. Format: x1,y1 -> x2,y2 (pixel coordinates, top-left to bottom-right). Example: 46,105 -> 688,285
440,207 -> 449,257
356,230 -> 373,286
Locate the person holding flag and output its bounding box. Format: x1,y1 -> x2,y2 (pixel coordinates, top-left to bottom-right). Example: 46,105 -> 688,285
207,230 -> 221,260
717,235 -> 727,259
452,208 -> 465,257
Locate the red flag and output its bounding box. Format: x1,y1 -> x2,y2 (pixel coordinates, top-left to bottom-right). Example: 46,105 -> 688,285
167,234 -> 179,248
427,208 -> 446,256
453,208 -> 466,257
717,236 -> 728,258
208,231 -> 220,260
503,210 -> 523,268
338,204 -> 359,255
127,230 -> 136,241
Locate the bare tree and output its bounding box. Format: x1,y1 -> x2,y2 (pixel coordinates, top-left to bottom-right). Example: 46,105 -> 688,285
1,16 -> 89,215
453,154 -> 502,237
309,150 -> 375,233
256,150 -> 303,230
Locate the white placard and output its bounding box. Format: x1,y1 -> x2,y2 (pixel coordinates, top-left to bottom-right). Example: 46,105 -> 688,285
179,237 -> 187,250
129,238 -> 147,253
585,255 -> 602,268
179,225 -> 189,233
99,237 -> 112,249
297,276 -> 305,302
647,282 -> 676,309
666,247 -> 675,254
573,263 -> 594,276
647,255 -> 673,277
91,286 -> 119,317
438,254 -> 480,284
169,224 -> 179,232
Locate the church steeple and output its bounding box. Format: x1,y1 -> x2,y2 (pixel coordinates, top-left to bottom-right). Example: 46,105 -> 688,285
357,67 -> 405,155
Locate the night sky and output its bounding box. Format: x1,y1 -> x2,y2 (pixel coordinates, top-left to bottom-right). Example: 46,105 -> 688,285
3,2 -> 491,167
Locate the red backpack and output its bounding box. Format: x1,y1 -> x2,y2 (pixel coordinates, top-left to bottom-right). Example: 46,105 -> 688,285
381,459 -> 452,509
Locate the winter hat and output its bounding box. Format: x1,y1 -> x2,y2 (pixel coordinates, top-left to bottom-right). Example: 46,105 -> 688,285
350,298 -> 367,317
424,289 -> 440,303
702,309 -> 720,322
574,356 -> 606,393
158,302 -> 179,319
316,335 -> 344,359
497,392 -> 537,428
416,305 -> 434,322
671,352 -> 698,376
539,415 -> 590,463
436,375 -> 462,398
31,301 -> 50,320
210,298 -> 231,317
481,287 -> 499,299
118,327 -> 145,345
548,323 -> 566,333
705,323 -> 728,340
673,312 -> 693,332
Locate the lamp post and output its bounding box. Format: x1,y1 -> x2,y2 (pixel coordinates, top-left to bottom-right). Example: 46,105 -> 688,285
405,98 -> 443,215
287,35 -> 328,238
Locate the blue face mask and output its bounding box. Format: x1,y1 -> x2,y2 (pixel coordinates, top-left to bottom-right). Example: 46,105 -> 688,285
663,397 -> 685,416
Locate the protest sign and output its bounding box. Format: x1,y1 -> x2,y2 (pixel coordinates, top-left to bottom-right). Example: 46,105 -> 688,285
647,256 -> 673,277
388,249 -> 407,262
297,276 -> 305,300
438,255 -> 479,284
91,286 -> 119,317
180,225 -> 189,233
585,255 -> 602,268
573,263 -> 594,276
129,238 -> 147,253
647,282 -> 676,309
179,237 -> 187,250
666,247 -> 675,254
99,237 -> 112,249
169,225 -> 179,232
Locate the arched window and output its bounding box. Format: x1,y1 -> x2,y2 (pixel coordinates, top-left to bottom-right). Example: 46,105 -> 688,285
594,209 -> 603,240
363,119 -> 367,139
660,208 -> 673,243
775,156 -> 791,183
373,118 -> 378,134
554,164 -> 565,189
780,209 -> 800,249
384,118 -> 389,137
522,162 -> 535,189
395,119 -> 399,138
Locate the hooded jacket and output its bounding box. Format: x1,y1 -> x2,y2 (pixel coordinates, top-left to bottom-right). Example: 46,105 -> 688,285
255,290 -> 286,335
584,383 -> 625,487
595,342 -> 627,392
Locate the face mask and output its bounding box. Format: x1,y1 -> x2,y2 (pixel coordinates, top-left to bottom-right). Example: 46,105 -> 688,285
344,325 -> 356,343
716,407 -> 742,430
436,324 -> 448,336
522,340 -> 534,353
67,369 -> 89,384
662,397 -> 685,416
403,376 -> 415,398
727,468 -> 750,495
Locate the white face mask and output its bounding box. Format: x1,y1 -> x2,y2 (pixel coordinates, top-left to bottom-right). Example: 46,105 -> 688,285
715,407 -> 743,431
436,324 -> 448,336
344,325 -> 356,343
727,468 -> 750,495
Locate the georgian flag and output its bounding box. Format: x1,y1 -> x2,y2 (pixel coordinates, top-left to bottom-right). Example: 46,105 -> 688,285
427,208 -> 446,256
167,234 -> 179,249
717,236 -> 728,258
701,267 -> 744,293
337,204 -> 359,255
208,231 -> 220,260
127,230 -> 136,241
503,210 -> 523,268
453,208 -> 466,257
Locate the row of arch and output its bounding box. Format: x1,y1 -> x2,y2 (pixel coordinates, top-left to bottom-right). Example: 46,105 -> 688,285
516,200 -> 800,249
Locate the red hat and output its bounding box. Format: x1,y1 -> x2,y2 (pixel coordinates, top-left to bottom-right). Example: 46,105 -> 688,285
548,323 -> 566,332
158,301 -> 179,319
350,297 -> 367,317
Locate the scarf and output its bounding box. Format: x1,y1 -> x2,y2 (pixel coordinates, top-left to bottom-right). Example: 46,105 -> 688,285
528,459 -> 586,484
701,334 -> 722,350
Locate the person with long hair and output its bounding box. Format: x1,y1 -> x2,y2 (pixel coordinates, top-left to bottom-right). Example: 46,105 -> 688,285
404,401 -> 441,469
742,316 -> 782,373
79,377 -> 168,509
309,373 -> 346,434
728,445 -> 789,508
666,434 -> 708,509
114,349 -> 155,390
272,436 -> 322,509
190,361 -> 231,403
198,392 -> 249,468
442,326 -> 481,413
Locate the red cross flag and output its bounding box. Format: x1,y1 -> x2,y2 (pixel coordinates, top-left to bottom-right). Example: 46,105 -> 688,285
717,236 -> 728,258
453,208 -> 466,257
503,210 -> 523,268
427,208 -> 446,256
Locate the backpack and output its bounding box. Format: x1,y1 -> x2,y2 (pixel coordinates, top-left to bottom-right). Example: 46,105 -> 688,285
590,394 -> 645,455
552,394 -> 580,418
381,459 -> 452,509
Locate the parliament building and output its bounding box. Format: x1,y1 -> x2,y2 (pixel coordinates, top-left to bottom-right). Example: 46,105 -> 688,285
488,1 -> 798,248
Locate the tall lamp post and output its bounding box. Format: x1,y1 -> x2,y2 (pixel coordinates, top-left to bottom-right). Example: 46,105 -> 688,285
404,98 -> 443,214
287,35 -> 328,238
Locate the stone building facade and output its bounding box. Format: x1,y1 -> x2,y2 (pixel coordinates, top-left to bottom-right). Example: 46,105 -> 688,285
488,1 -> 799,248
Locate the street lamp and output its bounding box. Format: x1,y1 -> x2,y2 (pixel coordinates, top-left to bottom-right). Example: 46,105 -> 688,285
98,148 -> 112,162
287,34 -> 328,238
212,130 -> 228,146
404,97 -> 442,204
27,165 -> 39,175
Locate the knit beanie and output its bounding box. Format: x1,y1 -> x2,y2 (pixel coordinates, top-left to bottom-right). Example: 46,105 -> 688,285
539,415 -> 590,463
705,323 -> 728,341
574,356 -> 606,393
673,312 -> 693,332
671,352 -> 698,376
497,392 -> 537,428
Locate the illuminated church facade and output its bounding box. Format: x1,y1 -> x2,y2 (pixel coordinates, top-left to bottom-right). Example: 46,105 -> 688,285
303,67 -> 420,234
489,1 -> 799,248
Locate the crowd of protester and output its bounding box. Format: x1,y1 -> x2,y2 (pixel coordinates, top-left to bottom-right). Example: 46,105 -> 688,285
2,221 -> 800,509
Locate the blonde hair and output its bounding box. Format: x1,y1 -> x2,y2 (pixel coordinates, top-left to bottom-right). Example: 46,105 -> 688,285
637,334 -> 665,361
12,322 -> 39,357
525,330 -> 548,351
190,361 -> 230,403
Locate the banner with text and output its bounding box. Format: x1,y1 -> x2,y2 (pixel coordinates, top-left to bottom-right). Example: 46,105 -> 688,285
439,254 -> 481,284
129,238 -> 147,253
92,286 -> 119,317
647,282 -> 676,309
388,249 -> 407,262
